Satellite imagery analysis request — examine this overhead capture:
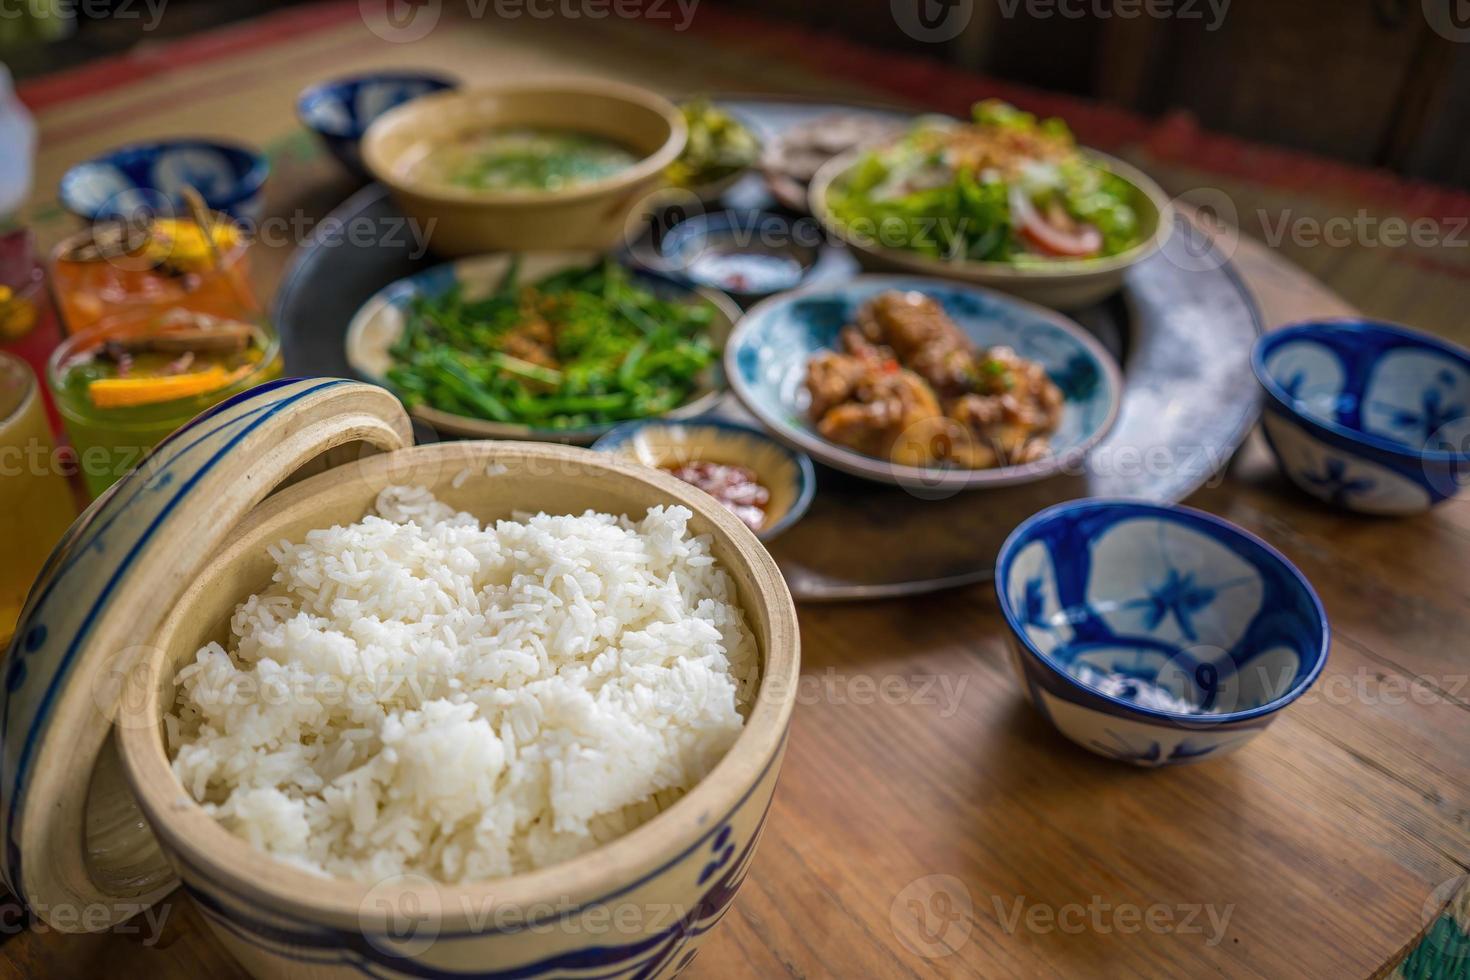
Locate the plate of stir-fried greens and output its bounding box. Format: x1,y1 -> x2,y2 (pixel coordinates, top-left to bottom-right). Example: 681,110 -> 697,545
346,252 -> 739,441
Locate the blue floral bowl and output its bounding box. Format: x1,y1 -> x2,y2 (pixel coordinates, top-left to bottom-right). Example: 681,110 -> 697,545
995,500 -> 1329,767
59,139 -> 269,227
297,71 -> 457,180
1253,319 -> 1470,514
593,418 -> 816,541
725,276 -> 1122,493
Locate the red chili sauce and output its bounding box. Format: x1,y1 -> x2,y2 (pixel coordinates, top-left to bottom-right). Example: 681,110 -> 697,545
662,461 -> 770,531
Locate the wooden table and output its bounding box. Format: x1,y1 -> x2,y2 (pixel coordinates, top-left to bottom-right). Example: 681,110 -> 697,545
7,6 -> 1469,978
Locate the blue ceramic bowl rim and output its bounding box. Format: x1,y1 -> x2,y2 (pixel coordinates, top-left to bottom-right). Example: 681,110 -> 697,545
59,138 -> 270,216
296,71 -> 459,139
591,417 -> 817,540
994,498 -> 1331,725
1252,317 -> 1470,465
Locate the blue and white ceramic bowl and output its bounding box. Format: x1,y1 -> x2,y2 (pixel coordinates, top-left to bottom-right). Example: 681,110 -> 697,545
297,71 -> 457,180
726,276 -> 1122,492
996,500 -> 1329,767
59,139 -> 269,227
593,418 -> 817,541
1253,319 -> 1470,515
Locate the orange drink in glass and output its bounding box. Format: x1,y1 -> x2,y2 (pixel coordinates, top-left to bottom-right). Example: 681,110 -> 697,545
0,352 -> 77,644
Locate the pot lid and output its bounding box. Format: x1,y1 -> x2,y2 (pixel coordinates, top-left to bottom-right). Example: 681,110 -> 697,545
0,378 -> 413,931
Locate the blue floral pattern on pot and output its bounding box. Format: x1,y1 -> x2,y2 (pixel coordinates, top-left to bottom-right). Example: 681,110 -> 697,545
1253,318 -> 1470,514
995,500 -> 1329,767
171,767 -> 779,979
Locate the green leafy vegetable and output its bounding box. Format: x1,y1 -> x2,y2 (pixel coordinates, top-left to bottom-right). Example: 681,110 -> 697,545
386,260 -> 716,430
667,98 -> 760,188
826,99 -> 1142,264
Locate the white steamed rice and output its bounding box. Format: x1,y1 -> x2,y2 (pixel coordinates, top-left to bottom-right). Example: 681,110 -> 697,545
167,485 -> 759,884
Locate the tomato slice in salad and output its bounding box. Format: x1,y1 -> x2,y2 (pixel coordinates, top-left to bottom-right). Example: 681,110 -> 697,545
1009,187 -> 1104,258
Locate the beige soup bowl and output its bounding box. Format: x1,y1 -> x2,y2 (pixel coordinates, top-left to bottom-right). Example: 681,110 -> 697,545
362,80 -> 687,256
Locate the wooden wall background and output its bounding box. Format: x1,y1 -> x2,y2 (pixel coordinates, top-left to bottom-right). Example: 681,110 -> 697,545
721,0 -> 1470,187
10,0 -> 1470,186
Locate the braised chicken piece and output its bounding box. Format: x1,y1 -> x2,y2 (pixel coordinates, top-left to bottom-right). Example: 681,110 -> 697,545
815,364 -> 943,465
805,323 -> 945,463
805,351 -> 866,421
805,327 -> 891,418
839,323 -> 892,360
856,291 -> 976,398
803,291 -> 1065,470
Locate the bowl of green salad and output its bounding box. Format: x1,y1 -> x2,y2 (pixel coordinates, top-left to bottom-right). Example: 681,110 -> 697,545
345,252 -> 739,442
810,100 -> 1173,309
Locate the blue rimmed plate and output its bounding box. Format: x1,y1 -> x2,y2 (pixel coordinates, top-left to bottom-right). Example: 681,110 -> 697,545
345,251 -> 742,444
592,418 -> 816,541
725,275 -> 1123,492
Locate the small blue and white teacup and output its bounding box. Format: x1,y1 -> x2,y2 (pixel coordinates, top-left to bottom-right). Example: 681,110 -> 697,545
59,139 -> 269,228
1253,318 -> 1470,514
996,500 -> 1329,767
297,71 -> 458,180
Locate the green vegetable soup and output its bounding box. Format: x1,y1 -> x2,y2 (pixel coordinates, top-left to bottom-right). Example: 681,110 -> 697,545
415,128 -> 640,193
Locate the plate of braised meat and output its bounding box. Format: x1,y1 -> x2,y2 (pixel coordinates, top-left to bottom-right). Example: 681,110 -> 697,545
726,277 -> 1122,491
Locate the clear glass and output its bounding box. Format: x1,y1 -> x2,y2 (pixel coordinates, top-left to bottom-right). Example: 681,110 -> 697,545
0,352 -> 77,644
47,311 -> 283,499
1,259 -> 66,431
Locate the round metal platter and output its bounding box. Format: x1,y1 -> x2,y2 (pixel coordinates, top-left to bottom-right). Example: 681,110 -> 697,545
273,98 -> 1262,602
